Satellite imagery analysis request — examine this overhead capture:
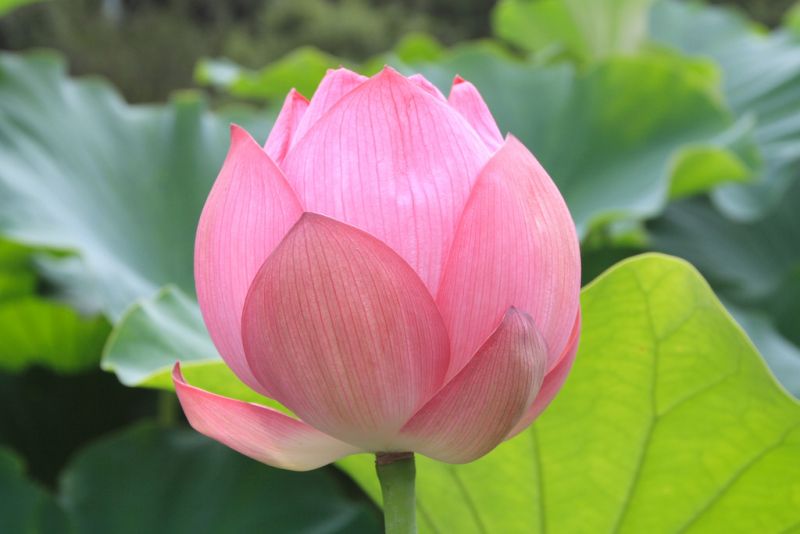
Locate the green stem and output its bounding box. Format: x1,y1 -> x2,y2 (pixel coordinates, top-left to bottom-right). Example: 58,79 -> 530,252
375,452 -> 417,534
157,390 -> 178,427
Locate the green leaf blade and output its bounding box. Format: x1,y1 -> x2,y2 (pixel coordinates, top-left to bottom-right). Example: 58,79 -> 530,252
340,254 -> 800,533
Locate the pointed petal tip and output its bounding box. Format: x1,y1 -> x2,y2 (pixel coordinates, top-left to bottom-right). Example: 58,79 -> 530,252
286,88 -> 309,104
375,65 -> 406,82
229,123 -> 260,149
452,74 -> 466,85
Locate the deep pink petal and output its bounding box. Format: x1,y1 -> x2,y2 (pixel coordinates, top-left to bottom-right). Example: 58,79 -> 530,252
264,89 -> 309,165
408,73 -> 446,100
448,75 -> 504,152
437,136 -> 581,379
399,309 -> 547,463
173,364 -> 359,471
283,67 -> 491,293
506,310 -> 580,439
289,67 -> 367,149
195,125 -> 303,394
241,214 -> 450,450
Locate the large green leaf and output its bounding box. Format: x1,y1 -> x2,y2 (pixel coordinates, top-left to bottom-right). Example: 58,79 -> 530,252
0,51 -> 271,320
58,422 -> 380,534
650,0 -> 800,220
493,0 -> 653,61
338,254 -> 800,533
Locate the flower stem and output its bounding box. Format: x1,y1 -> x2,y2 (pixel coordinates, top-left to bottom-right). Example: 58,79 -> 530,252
375,452 -> 417,534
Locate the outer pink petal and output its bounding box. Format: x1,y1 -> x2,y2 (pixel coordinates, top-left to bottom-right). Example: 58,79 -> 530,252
399,309 -> 548,463
436,136 -> 581,380
283,67 -> 491,294
408,73 -> 446,100
506,311 -> 580,439
241,213 -> 450,450
448,75 -> 504,152
264,89 -> 309,165
195,125 -> 303,394
289,67 -> 367,150
173,364 -> 359,471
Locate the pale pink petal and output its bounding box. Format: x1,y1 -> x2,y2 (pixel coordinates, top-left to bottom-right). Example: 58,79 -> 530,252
290,67 -> 367,149
448,75 -> 503,152
173,364 -> 359,471
400,309 -> 548,463
283,67 -> 491,293
437,136 -> 581,379
408,73 -> 446,100
241,213 -> 450,450
506,310 -> 580,439
264,89 -> 309,165
195,125 -> 303,394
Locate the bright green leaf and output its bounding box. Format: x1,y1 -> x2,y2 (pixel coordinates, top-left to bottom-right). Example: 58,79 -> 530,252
339,254 -> 800,533
0,297 -> 109,373
59,422 -> 380,534
0,240 -> 110,374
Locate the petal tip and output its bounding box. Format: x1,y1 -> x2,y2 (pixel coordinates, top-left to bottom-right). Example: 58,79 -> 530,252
287,88 -> 309,104
229,123 -> 258,149
452,74 -> 466,85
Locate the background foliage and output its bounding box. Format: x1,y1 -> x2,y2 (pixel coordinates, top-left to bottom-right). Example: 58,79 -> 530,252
0,0 -> 798,532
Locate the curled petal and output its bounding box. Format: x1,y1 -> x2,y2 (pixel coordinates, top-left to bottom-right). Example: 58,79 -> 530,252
241,214 -> 450,450
195,125 -> 303,394
290,67 -> 367,149
437,136 -> 581,379
400,309 -> 548,463
448,75 -> 504,151
283,67 -> 490,293
507,311 -> 580,439
264,89 -> 309,165
173,364 -> 360,471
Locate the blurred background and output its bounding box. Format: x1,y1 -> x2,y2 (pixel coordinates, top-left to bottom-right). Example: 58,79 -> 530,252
0,0 -> 799,532
0,0 -> 795,101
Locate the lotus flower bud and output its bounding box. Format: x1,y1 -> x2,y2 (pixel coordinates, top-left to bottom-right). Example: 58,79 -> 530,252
174,67 -> 581,470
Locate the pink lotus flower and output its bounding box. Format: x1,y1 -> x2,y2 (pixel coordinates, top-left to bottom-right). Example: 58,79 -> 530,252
173,67 -> 581,470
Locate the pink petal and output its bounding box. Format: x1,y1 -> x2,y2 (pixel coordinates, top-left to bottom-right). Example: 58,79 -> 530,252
173,364 -> 359,471
195,125 -> 303,394
241,213 -> 450,450
283,67 -> 491,293
448,75 -> 504,151
408,73 -> 446,100
264,89 -> 309,165
436,136 -> 581,380
289,67 -> 367,150
506,310 -> 580,439
400,309 -> 548,463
